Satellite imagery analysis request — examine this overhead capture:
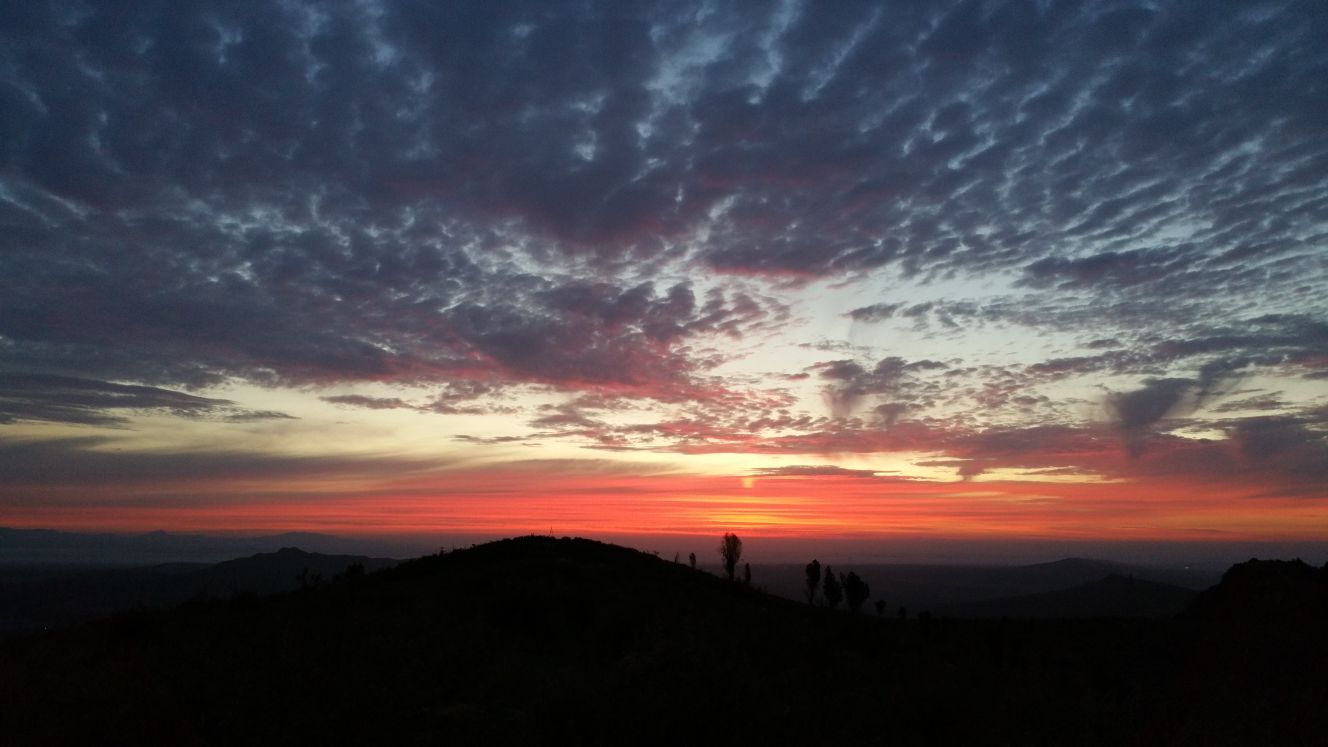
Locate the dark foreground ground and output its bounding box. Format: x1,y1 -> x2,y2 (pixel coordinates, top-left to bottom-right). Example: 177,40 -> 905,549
1,536 -> 1325,745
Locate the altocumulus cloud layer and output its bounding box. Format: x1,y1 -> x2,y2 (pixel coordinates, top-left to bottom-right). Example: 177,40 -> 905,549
1,1 -> 1326,500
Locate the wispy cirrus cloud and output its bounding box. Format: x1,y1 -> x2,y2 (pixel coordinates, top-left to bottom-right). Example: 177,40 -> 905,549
750,465 -> 896,480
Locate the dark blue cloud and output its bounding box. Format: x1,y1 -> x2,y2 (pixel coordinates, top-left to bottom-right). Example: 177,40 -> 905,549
0,435 -> 440,486
0,0 -> 1323,423
0,373 -> 286,426
815,356 -> 948,420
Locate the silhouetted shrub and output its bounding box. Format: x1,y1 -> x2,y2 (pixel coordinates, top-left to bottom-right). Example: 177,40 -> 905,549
805,560 -> 821,605
688,552 -> 696,570
743,562 -> 752,586
823,566 -> 843,609
718,533 -> 743,582
844,572 -> 869,614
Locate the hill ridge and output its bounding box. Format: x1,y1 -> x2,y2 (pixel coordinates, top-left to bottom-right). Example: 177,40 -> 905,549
2,536 -> 1325,745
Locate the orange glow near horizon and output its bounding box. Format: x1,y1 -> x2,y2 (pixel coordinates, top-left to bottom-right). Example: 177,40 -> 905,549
5,466 -> 1327,547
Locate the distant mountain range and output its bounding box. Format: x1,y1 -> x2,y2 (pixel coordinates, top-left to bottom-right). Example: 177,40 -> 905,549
0,547 -> 396,635
0,527 -> 428,564
754,556 -> 1221,614
939,573 -> 1198,619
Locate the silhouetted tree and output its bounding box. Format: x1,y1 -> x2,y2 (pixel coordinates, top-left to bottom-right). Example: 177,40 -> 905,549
844,571 -> 870,613
689,552 -> 696,570
743,562 -> 752,586
718,533 -> 743,581
805,559 -> 822,604
673,552 -> 680,564
823,566 -> 843,609
874,599 -> 886,617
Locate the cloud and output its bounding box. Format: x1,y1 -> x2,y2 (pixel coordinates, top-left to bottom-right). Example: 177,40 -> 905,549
1105,361 -> 1250,456
0,373 -> 288,425
1212,394 -> 1289,414
452,434 -> 534,446
0,435 -> 445,486
0,0 -> 1321,403
222,410 -> 297,423
847,303 -> 902,323
815,356 -> 947,419
1230,415 -> 1328,483
322,395 -> 416,411
750,465 -> 891,479
1109,379 -> 1193,433
1021,247 -> 1197,290
442,282 -> 783,400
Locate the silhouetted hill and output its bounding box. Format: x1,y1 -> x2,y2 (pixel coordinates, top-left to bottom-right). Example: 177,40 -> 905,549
0,537 -> 1323,745
191,547 -> 398,596
1160,559 -> 1328,743
940,574 -> 1198,619
0,548 -> 395,635
1183,557 -> 1328,623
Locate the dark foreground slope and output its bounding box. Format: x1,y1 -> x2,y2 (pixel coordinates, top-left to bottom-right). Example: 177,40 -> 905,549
1173,558 -> 1328,735
1,538 -> 1324,746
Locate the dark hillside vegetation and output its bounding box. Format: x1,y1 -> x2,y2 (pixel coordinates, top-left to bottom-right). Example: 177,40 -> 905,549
0,548 -> 396,635
0,537 -> 1324,745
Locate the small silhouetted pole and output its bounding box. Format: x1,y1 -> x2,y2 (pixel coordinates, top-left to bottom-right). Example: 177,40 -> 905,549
689,552 -> 696,569
805,559 -> 821,605
718,533 -> 743,581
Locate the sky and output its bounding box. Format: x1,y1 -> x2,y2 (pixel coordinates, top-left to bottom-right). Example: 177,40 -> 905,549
1,1 -> 1326,563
